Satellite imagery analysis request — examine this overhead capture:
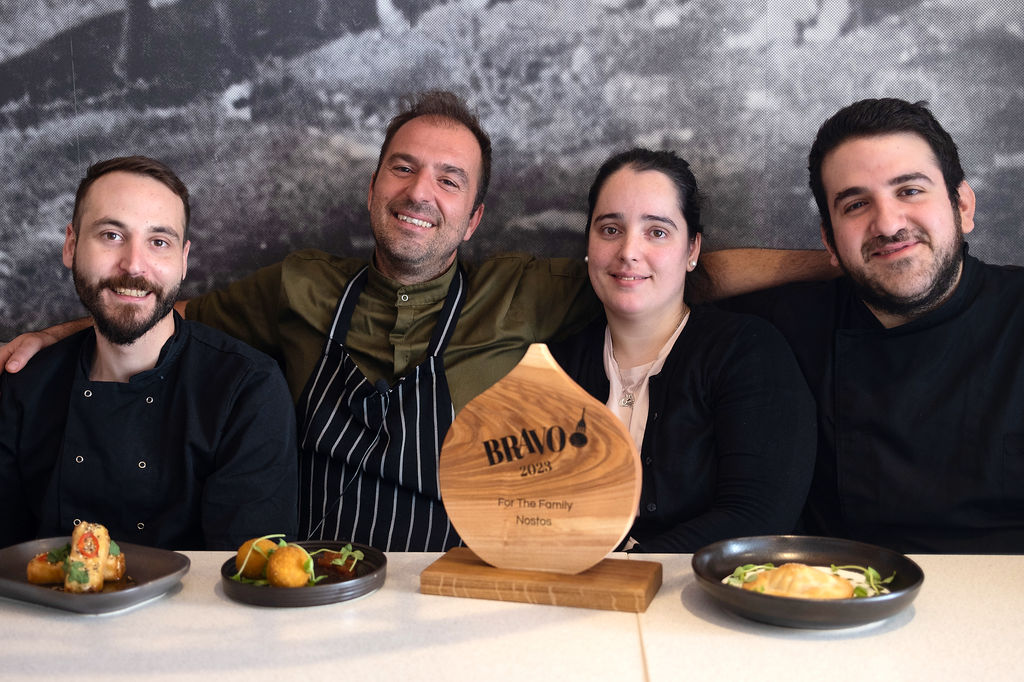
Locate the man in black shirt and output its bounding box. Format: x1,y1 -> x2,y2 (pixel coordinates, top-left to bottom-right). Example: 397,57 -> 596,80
0,156 -> 298,550
733,98 -> 1024,553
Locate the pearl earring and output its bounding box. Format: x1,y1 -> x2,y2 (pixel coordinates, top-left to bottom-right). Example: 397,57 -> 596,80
688,260 -> 697,268
584,256 -> 589,263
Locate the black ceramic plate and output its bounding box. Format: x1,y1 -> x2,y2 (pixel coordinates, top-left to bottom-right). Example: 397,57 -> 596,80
221,540 -> 386,607
691,535 -> 924,629
0,537 -> 190,615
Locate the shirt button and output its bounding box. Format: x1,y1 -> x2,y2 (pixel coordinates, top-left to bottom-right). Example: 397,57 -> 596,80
400,294 -> 409,302
137,523 -> 145,531
644,457 -> 653,466
145,396 -> 154,404
75,455 -> 84,464
138,461 -> 147,469
83,390 -> 92,398
646,503 -> 657,513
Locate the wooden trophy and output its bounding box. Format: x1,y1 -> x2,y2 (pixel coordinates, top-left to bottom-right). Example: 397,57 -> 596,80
420,344 -> 662,612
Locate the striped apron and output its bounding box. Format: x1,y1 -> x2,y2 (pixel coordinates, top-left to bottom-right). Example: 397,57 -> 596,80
297,265 -> 466,551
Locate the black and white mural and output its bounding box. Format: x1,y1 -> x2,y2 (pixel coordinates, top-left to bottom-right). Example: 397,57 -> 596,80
2,0 -> 1023,339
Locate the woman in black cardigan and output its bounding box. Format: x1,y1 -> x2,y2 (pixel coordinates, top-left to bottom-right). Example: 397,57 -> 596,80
551,148 -> 816,553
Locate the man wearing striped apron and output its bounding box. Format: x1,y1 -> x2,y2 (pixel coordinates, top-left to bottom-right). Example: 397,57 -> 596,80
296,93 -> 491,550
196,92 -> 597,551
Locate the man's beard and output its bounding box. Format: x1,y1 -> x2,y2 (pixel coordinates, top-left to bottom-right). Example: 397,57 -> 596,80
839,217 -> 965,322
370,199 -> 445,266
73,263 -> 179,346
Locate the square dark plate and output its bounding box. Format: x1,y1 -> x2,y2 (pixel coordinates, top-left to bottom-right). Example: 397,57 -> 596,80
0,537 -> 190,615
691,535 -> 924,629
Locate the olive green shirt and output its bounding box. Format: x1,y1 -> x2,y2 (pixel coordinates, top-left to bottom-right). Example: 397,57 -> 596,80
185,249 -> 598,413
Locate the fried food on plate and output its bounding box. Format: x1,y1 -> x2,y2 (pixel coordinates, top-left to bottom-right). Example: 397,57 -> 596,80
742,562 -> 855,600
25,526 -> 127,588
64,522 -> 111,593
236,537 -> 279,579
266,544 -> 313,588
26,547 -> 68,585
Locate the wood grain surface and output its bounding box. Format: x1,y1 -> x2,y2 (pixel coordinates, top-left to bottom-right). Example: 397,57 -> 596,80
440,344 -> 641,575
420,547 -> 662,613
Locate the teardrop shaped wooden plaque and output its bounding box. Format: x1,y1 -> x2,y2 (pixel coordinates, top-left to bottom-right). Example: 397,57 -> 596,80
439,343 -> 641,575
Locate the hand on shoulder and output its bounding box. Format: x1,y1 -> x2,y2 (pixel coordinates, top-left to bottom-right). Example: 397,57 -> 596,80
1,318 -> 91,375
1,331 -> 54,374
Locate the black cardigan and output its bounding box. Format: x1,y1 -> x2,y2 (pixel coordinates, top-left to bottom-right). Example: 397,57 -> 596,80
551,305 -> 816,552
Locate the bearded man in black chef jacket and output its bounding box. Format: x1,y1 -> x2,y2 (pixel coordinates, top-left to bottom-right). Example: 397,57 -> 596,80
0,156 -> 298,551
728,98 -> 1024,553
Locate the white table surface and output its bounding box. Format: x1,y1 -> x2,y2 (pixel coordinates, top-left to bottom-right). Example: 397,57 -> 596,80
641,553 -> 1024,682
2,551 -> 1022,681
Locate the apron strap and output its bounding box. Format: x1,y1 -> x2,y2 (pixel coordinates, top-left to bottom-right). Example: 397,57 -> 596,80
426,263 -> 467,357
326,266 -> 370,344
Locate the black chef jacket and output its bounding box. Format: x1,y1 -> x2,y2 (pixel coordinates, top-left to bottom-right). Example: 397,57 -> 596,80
0,314 -> 298,550
730,247 -> 1024,553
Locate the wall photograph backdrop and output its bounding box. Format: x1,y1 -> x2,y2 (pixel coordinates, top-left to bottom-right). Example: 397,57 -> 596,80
1,0 -> 1023,339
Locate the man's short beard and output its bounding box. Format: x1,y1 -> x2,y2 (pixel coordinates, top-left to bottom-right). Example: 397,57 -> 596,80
839,214 -> 965,321
73,262 -> 179,346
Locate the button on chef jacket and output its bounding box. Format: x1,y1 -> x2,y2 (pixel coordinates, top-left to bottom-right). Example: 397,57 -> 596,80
0,313 -> 299,551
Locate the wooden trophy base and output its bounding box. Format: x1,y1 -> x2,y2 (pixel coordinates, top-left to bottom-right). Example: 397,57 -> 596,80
420,547 -> 662,613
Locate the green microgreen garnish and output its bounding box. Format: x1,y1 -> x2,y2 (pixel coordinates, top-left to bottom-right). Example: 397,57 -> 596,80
302,553 -> 326,585
309,544 -> 364,584
109,540 -> 121,556
724,563 -> 775,587
310,544 -> 364,566
830,564 -> 896,597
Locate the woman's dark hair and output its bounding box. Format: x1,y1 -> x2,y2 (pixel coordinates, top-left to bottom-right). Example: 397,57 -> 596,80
808,98 -> 964,249
587,148 -> 710,302
587,148 -> 704,240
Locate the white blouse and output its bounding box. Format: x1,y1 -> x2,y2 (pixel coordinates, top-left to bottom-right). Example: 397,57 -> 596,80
601,312 -> 690,454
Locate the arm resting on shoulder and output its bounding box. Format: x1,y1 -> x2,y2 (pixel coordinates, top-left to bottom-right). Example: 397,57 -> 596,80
1,317 -> 92,375
701,248 -> 839,300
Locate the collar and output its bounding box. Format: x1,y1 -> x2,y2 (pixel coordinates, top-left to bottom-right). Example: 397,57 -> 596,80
78,311 -> 187,385
365,259 -> 458,307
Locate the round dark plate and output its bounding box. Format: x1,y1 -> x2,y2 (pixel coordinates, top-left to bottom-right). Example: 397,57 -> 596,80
691,535 -> 924,629
220,540 -> 386,607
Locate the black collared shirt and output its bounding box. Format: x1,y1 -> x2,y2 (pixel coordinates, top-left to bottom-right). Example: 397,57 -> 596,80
729,247 -> 1024,553
0,314 -> 298,550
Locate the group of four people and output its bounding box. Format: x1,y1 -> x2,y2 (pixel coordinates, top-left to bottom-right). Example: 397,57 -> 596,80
2,92 -> 1022,555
